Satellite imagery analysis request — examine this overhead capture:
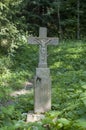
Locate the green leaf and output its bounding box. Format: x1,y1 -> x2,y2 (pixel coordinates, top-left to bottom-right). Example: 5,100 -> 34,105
80,81 -> 86,89
75,118 -> 86,128
58,118 -> 70,125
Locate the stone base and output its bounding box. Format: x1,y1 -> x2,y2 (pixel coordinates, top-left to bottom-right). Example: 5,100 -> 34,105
34,68 -> 51,113
26,112 -> 45,122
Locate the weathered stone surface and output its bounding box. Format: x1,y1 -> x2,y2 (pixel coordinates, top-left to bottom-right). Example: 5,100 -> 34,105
27,112 -> 45,122
28,27 -> 59,113
34,68 -> 51,113
39,27 -> 47,38
28,27 -> 59,68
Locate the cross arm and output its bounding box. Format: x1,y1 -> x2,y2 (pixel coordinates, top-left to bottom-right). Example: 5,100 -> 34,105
48,38 -> 59,45
28,37 -> 59,45
28,37 -> 39,45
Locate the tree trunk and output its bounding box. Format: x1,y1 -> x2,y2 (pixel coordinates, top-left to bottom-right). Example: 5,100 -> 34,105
77,0 -> 80,40
57,1 -> 62,39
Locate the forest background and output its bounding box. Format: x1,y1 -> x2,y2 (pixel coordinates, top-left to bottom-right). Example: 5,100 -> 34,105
0,0 -> 86,130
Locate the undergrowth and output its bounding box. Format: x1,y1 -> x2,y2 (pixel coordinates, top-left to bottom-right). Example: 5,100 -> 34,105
0,40 -> 86,130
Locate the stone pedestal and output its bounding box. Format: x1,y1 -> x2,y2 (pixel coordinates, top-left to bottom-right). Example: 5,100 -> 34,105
27,112 -> 45,122
34,68 -> 51,113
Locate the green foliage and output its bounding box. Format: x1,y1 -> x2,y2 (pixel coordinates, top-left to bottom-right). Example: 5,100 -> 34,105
0,0 -> 26,54
0,0 -> 86,129
0,40 -> 86,129
1,0 -> 86,43
15,94 -> 34,113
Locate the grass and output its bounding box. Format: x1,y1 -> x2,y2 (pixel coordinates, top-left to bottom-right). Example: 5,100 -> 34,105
0,40 -> 86,130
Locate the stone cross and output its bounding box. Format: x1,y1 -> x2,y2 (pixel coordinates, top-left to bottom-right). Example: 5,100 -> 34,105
28,27 -> 59,113
29,27 -> 58,68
